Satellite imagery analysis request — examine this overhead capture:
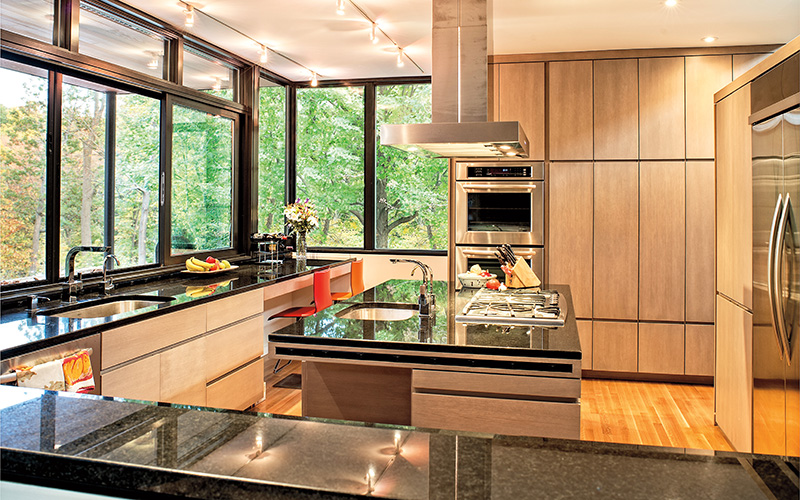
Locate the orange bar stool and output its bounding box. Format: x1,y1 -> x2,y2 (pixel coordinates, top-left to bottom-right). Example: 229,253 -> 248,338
269,268 -> 333,320
331,259 -> 365,301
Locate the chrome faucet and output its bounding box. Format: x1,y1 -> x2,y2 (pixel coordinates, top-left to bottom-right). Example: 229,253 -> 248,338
65,246 -> 109,301
103,254 -> 120,294
389,258 -> 435,316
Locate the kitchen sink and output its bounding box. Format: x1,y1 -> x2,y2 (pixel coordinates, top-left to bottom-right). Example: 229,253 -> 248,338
335,302 -> 418,322
44,295 -> 175,319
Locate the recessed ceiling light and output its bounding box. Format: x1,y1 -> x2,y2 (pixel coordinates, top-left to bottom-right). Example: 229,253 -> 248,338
664,0 -> 677,7
702,36 -> 718,43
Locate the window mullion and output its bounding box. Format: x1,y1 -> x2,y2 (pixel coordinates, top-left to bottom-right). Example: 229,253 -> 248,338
364,83 -> 376,251
45,71 -> 62,282
104,91 -> 116,254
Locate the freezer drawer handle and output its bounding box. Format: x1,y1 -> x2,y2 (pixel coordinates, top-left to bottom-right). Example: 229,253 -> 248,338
768,195 -> 786,361
775,193 -> 796,364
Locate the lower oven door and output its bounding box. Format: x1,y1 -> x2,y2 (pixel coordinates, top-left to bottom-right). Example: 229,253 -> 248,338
455,246 -> 545,287
455,181 -> 544,245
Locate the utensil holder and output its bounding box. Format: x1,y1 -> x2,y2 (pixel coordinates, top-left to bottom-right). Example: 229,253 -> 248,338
504,258 -> 541,289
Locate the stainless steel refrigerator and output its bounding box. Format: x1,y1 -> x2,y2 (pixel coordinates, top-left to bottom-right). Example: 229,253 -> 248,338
751,53 -> 799,458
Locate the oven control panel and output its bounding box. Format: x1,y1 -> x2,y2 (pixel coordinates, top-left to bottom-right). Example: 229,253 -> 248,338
467,166 -> 530,178
456,161 -> 544,181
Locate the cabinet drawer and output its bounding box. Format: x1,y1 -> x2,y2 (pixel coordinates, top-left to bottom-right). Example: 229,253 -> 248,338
102,355 -> 160,401
207,359 -> 264,411
205,316 -> 263,382
102,306 -> 206,369
411,392 -> 579,439
161,337 -> 206,406
206,289 -> 263,331
412,370 -> 579,400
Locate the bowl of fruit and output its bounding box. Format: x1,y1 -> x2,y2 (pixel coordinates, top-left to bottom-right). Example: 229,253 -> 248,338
183,256 -> 237,274
457,265 -> 497,288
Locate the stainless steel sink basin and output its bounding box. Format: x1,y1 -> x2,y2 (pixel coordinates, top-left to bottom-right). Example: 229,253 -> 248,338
335,302 -> 418,322
45,296 -> 175,319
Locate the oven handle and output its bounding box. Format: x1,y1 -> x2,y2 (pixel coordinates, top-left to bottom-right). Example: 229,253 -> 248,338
460,248 -> 540,258
460,183 -> 539,192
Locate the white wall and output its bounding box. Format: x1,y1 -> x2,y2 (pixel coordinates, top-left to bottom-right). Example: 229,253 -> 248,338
310,252 -> 447,290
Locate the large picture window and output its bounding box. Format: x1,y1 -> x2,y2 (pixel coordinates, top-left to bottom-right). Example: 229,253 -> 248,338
257,78 -> 286,234
296,86 -> 365,248
171,103 -> 235,255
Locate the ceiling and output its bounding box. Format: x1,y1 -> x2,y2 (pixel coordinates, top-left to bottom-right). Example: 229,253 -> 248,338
121,0 -> 799,83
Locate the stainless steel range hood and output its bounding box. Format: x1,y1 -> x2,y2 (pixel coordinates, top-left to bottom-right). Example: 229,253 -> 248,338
380,0 -> 530,158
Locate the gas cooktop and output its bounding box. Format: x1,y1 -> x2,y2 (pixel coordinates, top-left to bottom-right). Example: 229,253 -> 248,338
455,288 -> 567,327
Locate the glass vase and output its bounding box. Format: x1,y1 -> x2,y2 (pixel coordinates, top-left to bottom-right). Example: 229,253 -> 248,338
296,231 -> 307,263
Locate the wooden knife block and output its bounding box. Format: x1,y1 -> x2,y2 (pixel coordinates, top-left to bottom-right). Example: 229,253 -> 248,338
504,258 -> 541,289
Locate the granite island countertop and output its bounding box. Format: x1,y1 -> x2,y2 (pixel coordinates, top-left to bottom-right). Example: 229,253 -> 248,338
1,385 -> 795,499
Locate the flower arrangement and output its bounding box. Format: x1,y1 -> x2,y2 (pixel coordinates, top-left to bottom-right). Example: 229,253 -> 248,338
284,198 -> 319,234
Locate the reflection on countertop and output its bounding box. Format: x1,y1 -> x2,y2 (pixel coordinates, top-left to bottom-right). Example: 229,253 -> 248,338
1,386 -> 791,499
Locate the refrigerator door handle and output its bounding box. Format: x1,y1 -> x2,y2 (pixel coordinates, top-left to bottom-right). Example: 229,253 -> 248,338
775,193 -> 796,364
768,194 -> 786,360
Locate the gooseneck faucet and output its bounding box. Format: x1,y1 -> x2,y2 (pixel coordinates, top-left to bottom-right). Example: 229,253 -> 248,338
389,258 -> 435,316
65,246 -> 109,301
103,254 -> 120,294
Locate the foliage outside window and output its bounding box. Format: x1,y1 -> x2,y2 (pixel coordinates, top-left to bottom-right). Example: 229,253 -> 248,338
376,84 -> 447,250
296,86 -> 365,247
0,0 -> 54,45
0,65 -> 48,283
78,2 -> 166,79
171,104 -> 234,255
257,79 -> 285,234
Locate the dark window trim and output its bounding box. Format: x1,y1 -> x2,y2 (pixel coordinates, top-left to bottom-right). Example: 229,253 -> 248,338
45,70 -> 62,282
308,247 -> 446,257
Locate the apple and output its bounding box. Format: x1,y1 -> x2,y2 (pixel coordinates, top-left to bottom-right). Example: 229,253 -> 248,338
209,263 -> 219,271
486,278 -> 501,290
206,256 -> 216,264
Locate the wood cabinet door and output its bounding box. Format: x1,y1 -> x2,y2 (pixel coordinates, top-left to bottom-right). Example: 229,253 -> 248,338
102,354 -> 160,402
686,160 -> 715,323
594,58 -> 638,160
548,162 -> 593,318
638,323 -> 685,375
497,62 -> 545,160
592,321 -> 638,372
206,289 -> 263,331
685,55 -> 733,159
576,320 -> 593,370
639,57 -> 685,160
594,162 -> 638,320
715,295 -> 753,452
207,359 -> 264,411
640,161 -> 685,321
161,337 -> 207,406
715,85 -> 753,309
205,316 -> 264,383
685,324 -> 714,377
548,60 -> 593,160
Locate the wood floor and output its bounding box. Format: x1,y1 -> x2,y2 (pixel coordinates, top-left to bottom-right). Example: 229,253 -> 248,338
252,364 -> 734,452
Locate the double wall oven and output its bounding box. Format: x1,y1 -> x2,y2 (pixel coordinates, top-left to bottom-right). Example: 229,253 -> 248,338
453,161 -> 545,285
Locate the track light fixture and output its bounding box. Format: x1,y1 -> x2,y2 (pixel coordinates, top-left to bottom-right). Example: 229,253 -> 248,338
396,48 -> 404,67
260,45 -> 268,63
336,0 -> 345,15
311,72 -> 319,87
370,22 -> 378,44
183,4 -> 194,28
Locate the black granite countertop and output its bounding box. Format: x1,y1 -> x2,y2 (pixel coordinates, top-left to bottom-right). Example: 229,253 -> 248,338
270,280 -> 581,360
0,259 -> 351,358
1,386 -> 796,499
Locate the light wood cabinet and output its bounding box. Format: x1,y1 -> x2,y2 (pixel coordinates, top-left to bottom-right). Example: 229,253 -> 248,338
685,55 -> 733,159
548,162 -> 593,318
577,320 -> 592,370
496,63 -> 545,160
638,323 -> 684,375
639,57 -> 685,159
685,161 -> 715,323
592,321 -> 638,372
102,355 -> 160,402
548,61 -> 593,160
733,53 -> 771,80
715,85 -> 753,308
593,162 -> 638,320
593,58 -> 638,160
207,359 -> 264,411
640,161 -> 686,321
685,324 -> 714,376
160,337 -> 207,406
205,316 -> 263,382
715,295 -> 753,452
206,289 -> 263,331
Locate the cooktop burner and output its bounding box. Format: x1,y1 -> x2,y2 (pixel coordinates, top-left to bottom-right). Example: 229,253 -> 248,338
455,288 -> 567,327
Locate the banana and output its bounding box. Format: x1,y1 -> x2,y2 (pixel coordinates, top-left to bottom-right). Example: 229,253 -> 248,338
186,286 -> 213,297
190,257 -> 214,270
220,259 -> 231,269
185,259 -> 205,272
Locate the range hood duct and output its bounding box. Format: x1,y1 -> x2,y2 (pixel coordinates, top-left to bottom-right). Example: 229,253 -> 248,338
380,0 -> 529,158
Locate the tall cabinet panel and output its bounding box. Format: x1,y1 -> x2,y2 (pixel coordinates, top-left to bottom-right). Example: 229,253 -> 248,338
685,160 -> 716,323
594,58 -> 638,160
639,57 -> 685,160
549,163 -> 593,318
548,61 -> 593,161
715,85 -> 753,308
497,63 -> 546,160
593,162 -> 638,320
640,161 -> 686,321
685,55 -> 733,159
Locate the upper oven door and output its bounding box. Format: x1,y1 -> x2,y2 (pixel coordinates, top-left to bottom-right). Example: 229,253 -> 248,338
455,181 -> 544,245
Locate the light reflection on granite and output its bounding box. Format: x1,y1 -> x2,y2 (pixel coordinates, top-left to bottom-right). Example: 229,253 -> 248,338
1,386 -> 794,499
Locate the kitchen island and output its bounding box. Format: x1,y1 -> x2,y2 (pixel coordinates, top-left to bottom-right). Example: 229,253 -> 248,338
270,280 -> 582,439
